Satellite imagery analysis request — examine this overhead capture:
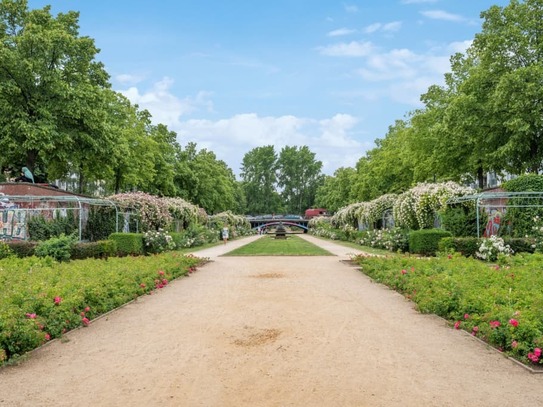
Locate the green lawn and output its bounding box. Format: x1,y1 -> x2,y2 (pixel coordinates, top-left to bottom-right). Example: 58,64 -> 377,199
224,235 -> 333,256
309,235 -> 396,256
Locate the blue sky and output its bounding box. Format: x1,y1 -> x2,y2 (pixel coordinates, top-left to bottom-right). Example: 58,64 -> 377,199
29,0 -> 510,177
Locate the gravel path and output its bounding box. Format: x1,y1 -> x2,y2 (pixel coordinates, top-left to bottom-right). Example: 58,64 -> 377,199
0,235 -> 542,407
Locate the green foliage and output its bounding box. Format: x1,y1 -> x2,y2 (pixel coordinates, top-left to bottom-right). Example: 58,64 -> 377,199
5,241 -> 36,257
438,237 -> 481,257
83,207 -> 117,242
503,238 -> 536,255
0,241 -> 14,259
0,252 -> 203,364
27,212 -> 78,241
359,227 -> 409,252
34,234 -> 77,262
71,240 -> 117,260
440,205 -> 487,237
352,252 -> 543,367
501,175 -> 543,237
409,229 -> 452,256
108,233 -> 144,256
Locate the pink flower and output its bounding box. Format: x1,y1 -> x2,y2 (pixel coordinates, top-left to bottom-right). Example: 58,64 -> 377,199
140,283 -> 146,288
489,320 -> 501,329
528,352 -> 539,363
464,314 -> 470,320
511,340 -> 518,349
25,313 -> 37,319
509,319 -> 519,327
471,326 -> 479,336
162,279 -> 168,285
534,348 -> 542,357
84,306 -> 90,312
158,270 -> 165,276
454,321 -> 461,330
81,317 -> 90,327
80,311 -> 86,317
494,265 -> 500,270
401,269 -> 407,275
53,296 -> 62,305
44,333 -> 51,341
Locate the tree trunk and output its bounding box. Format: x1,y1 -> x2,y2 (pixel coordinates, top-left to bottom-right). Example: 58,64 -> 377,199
477,166 -> 485,190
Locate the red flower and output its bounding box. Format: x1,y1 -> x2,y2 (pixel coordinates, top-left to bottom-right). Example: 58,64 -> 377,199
80,311 -> 86,317
158,270 -> 165,276
54,296 -> 62,305
471,326 -> 479,336
535,348 -> 542,357
84,306 -> 90,312
528,352 -> 539,363
81,317 -> 90,327
401,269 -> 407,275
162,278 -> 168,285
489,320 -> 501,329
464,313 -> 470,320
44,333 -> 51,341
509,319 -> 519,327
140,283 -> 146,288
454,321 -> 461,330
25,313 -> 37,319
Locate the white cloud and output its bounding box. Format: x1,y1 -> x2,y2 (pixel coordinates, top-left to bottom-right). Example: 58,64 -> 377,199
365,23 -> 382,34
174,113 -> 366,176
383,21 -> 402,32
327,28 -> 357,37
115,73 -> 145,85
344,4 -> 359,13
365,21 -> 402,34
447,40 -> 472,54
318,41 -> 374,57
119,77 -> 214,127
421,10 -> 466,23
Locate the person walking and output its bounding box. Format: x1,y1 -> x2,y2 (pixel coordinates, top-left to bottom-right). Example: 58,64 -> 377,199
221,225 -> 229,244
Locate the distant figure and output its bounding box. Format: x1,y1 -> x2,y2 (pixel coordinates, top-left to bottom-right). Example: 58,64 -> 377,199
222,225 -> 229,244
15,166 -> 34,183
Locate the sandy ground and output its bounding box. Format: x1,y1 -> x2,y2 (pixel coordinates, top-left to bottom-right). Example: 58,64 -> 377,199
1,234 -> 542,407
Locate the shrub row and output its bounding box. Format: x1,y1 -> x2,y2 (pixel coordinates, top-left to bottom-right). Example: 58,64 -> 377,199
439,237 -> 536,258
0,252 -> 203,364
352,252 -> 543,367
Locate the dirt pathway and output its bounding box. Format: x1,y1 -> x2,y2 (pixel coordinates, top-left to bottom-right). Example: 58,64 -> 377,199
1,235 -> 542,406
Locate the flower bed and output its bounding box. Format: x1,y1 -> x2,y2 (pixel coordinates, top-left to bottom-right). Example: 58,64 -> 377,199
352,252 -> 543,368
0,252 -> 203,365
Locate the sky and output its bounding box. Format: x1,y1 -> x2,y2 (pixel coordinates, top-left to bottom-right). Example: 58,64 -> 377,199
29,0 -> 511,178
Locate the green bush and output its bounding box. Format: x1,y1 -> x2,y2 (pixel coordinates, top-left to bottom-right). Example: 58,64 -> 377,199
441,205 -> 487,237
409,229 -> 452,256
5,240 -> 36,257
503,238 -> 536,254
28,211 -> 78,241
71,240 -> 117,260
438,237 -> 480,257
0,241 -> 13,259
35,234 -> 77,262
502,174 -> 543,237
83,207 -> 117,242
108,233 -> 144,256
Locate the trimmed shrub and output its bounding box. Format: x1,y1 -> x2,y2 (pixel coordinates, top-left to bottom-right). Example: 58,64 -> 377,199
108,233 -> 144,256
439,237 -> 480,257
71,240 -> 118,260
440,205 -> 487,237
5,240 -> 37,257
28,211 -> 78,241
35,234 -> 77,262
409,229 -> 452,256
503,238 -> 536,255
83,207 -> 117,242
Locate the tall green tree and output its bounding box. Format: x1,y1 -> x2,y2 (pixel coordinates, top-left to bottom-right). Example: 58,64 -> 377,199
277,145 -> 323,214
314,167 -> 357,212
0,0 -> 111,178
240,145 -> 282,214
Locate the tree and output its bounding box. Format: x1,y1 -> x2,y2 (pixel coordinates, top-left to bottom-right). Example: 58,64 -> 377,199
0,0 -> 111,179
314,167 -> 357,212
277,146 -> 323,214
240,145 -> 282,214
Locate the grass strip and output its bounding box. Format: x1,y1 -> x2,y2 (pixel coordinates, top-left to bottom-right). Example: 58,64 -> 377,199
224,235 -> 333,256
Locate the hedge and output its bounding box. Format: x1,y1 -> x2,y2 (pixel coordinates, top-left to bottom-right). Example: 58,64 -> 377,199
108,233 -> 144,256
409,229 -> 452,256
